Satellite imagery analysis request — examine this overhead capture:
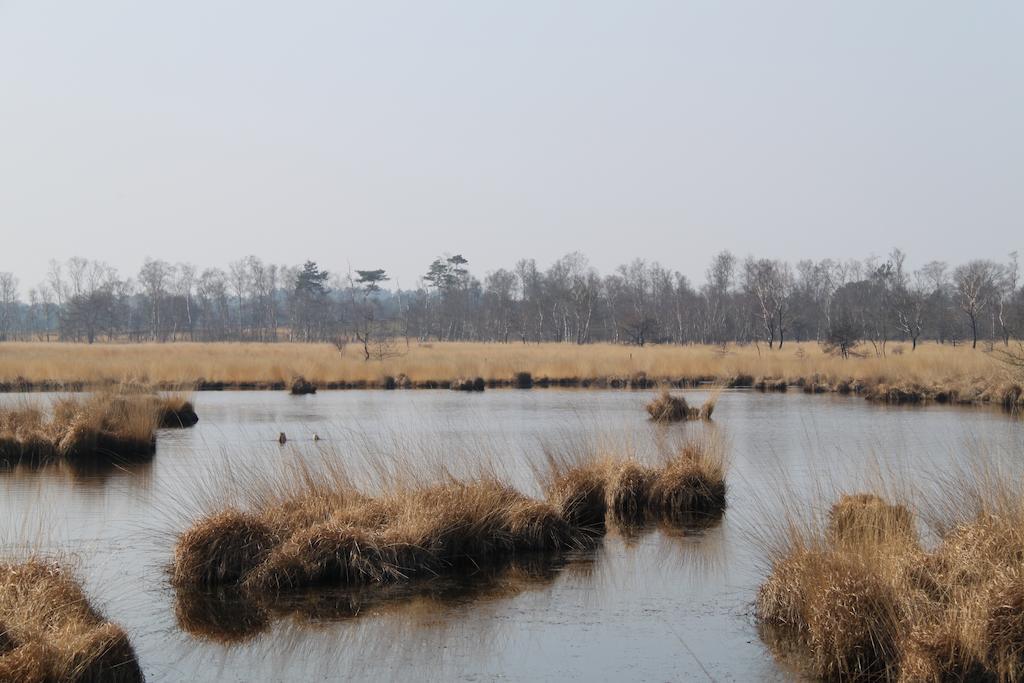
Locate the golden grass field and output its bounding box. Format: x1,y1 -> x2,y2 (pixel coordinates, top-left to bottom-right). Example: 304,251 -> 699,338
0,340 -> 1012,384
0,341 -> 1020,406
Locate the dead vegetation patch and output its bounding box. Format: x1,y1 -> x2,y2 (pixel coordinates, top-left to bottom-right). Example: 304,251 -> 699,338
645,389 -> 719,423
757,480 -> 1024,681
173,436 -> 728,604
0,558 -> 142,682
0,389 -> 163,468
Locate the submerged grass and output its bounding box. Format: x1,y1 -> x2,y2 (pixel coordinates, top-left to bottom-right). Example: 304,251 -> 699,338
756,466 -> 1024,681
0,557 -> 142,682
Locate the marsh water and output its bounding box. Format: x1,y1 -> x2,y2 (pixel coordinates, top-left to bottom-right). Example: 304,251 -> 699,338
1,390 -> 1022,682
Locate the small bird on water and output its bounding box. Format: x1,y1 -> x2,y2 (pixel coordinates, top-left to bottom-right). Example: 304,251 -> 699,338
278,432 -> 287,444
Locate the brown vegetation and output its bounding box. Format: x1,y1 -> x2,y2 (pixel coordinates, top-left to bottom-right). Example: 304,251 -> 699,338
156,394 -> 198,428
0,558 -> 142,682
173,477 -> 584,593
645,389 -> 718,422
289,376 -> 317,395
450,377 -> 485,392
0,342 -> 1019,411
172,437 -> 728,599
604,438 -> 727,526
0,390 -> 160,468
756,479 -> 1024,681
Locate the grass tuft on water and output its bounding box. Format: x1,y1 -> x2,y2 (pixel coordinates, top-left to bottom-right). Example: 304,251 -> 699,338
0,388 -> 169,468
645,389 -> 719,423
0,558 -> 143,682
756,469 -> 1024,681
173,435 -> 728,596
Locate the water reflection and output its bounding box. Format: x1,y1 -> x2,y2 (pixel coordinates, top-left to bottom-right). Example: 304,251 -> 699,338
174,550 -> 595,644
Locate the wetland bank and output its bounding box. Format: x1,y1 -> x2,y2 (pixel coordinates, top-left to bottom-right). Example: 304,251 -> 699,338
0,388 -> 1020,681
6,0 -> 1023,677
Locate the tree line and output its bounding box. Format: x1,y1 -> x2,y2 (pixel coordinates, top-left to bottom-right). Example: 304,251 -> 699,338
0,250 -> 1020,354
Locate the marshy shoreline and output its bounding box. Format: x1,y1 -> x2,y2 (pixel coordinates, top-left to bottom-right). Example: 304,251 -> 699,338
0,378 -> 1020,680
0,341 -> 1021,411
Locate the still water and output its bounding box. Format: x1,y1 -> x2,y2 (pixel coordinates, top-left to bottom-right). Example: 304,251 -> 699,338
1,390 -> 1021,681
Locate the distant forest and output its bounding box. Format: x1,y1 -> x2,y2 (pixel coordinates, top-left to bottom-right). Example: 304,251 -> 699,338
0,250 -> 1020,354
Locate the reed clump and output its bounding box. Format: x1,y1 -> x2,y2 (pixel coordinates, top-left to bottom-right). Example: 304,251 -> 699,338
648,441 -> 727,521
172,472 -> 594,595
174,436 -> 730,597
827,493 -> 915,547
0,391 -> 159,468
289,376 -> 317,395
605,460 -> 659,523
514,371 -> 534,389
156,394 -> 199,428
604,439 -> 728,526
757,478 -> 1024,681
543,460 -> 608,532
0,558 -> 142,682
645,389 -> 718,423
450,377 -> 485,392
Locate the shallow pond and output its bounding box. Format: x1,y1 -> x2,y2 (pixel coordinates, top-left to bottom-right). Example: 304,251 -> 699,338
1,390 -> 1021,681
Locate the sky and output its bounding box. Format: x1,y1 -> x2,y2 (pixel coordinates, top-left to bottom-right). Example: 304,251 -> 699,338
1,1 -> 1022,293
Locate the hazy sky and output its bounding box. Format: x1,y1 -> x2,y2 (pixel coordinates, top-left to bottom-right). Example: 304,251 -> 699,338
1,1 -> 1022,292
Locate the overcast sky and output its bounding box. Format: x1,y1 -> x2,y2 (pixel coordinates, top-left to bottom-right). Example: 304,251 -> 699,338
1,1 -> 1022,292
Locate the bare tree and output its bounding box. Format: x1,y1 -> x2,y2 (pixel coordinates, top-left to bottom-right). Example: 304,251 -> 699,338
174,263 -> 197,341
0,273 -> 19,341
742,258 -> 791,349
139,258 -> 172,341
892,269 -> 929,350
954,260 -> 1000,348
3,248 -> 1021,348
228,259 -> 250,340
996,252 -> 1019,346
702,250 -> 735,343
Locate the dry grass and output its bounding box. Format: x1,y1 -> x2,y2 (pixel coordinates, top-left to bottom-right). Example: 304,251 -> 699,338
155,394 -> 198,428
756,472 -> 1024,681
0,341 -> 1018,407
645,388 -> 719,422
0,389 -> 167,468
172,475 -> 585,593
172,435 -> 728,597
450,377 -> 485,392
0,558 -> 142,682
605,437 -> 727,526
